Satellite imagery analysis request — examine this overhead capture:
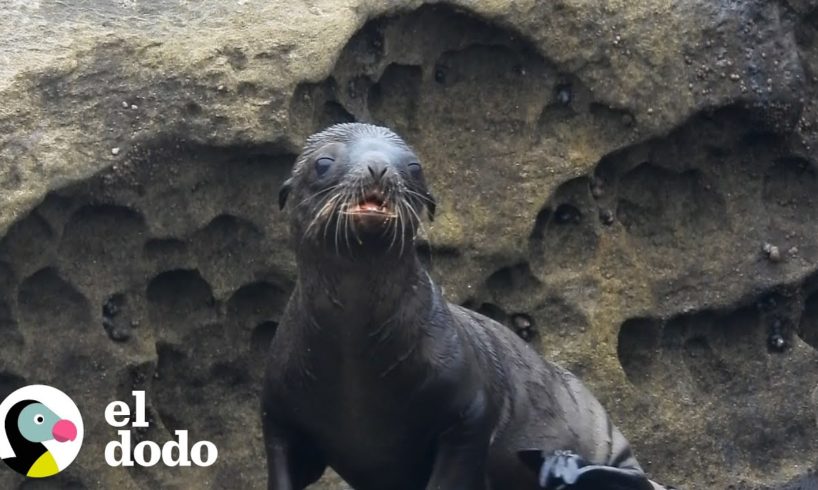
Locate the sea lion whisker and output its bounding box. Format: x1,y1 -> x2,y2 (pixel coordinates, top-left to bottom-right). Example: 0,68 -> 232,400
354,177 -> 365,209
401,188 -> 433,233
325,194 -> 344,249
387,201 -> 401,253
333,204 -> 342,256
345,188 -> 358,249
313,191 -> 340,218
389,200 -> 401,255
306,193 -> 341,238
399,199 -> 407,257
334,189 -> 352,255
402,201 -> 426,240
301,190 -> 341,236
374,187 -> 394,241
403,188 -> 435,205
344,193 -> 356,251
297,184 -> 341,209
308,193 -> 344,240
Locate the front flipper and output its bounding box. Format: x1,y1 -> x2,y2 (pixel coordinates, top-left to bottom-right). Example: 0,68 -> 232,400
518,450 -> 658,490
426,391 -> 493,490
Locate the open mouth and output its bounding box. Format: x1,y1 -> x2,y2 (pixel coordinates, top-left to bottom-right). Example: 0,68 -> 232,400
345,189 -> 396,217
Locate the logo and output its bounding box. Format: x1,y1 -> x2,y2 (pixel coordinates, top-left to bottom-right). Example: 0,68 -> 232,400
105,391 -> 218,468
0,385 -> 83,478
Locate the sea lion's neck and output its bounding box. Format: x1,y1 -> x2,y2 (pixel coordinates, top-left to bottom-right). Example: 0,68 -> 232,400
295,248 -> 430,330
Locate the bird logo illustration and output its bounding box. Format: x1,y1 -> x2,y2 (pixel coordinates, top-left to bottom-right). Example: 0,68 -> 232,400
0,385 -> 83,478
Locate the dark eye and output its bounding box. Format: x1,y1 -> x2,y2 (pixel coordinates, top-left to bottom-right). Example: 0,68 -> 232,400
34,414 -> 44,425
408,162 -> 422,177
315,157 -> 334,176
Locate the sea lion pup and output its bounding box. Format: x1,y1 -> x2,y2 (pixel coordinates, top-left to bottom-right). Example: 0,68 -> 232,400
262,123 -> 669,490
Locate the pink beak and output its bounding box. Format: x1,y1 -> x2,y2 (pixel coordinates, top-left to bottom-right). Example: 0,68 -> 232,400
52,419 -> 77,442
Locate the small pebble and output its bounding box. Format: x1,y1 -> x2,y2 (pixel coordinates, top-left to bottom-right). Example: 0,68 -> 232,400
555,84 -> 572,105
121,101 -> 129,108
111,147 -> 120,155
591,184 -> 604,198
512,314 -> 532,330
516,328 -> 534,342
763,243 -> 782,262
103,301 -> 120,318
130,104 -> 138,110
767,332 -> 786,352
511,314 -> 535,343
554,204 -> 581,225
107,327 -> 130,342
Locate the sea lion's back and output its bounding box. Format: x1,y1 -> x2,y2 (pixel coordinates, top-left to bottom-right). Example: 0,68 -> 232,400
447,303 -> 641,471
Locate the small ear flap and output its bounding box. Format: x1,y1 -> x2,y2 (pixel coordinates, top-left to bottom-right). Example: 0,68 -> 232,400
426,192 -> 437,222
517,449 -> 545,475
278,178 -> 293,211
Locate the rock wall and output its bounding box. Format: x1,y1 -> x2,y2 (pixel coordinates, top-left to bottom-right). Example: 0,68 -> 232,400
0,1 -> 817,489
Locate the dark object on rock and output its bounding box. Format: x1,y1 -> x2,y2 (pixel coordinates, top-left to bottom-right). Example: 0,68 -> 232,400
599,208 -> 615,225
102,293 -> 131,342
518,450 -> 673,489
763,242 -> 782,262
434,66 -> 447,84
511,313 -> 536,342
768,332 -> 787,352
555,83 -> 572,105
555,203 -> 582,225
767,317 -> 788,353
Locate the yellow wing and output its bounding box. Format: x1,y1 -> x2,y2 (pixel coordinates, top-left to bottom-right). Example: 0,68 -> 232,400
27,450 -> 60,478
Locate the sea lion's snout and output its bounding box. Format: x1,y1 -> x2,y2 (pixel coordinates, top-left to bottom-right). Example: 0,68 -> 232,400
345,152 -> 399,232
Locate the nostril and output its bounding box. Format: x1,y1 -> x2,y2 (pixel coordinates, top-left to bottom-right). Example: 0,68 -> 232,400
368,164 -> 388,182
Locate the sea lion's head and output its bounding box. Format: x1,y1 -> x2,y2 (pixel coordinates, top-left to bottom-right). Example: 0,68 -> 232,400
279,123 -> 435,258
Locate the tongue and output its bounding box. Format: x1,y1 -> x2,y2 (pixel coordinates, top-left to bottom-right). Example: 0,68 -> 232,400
360,201 -> 382,211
